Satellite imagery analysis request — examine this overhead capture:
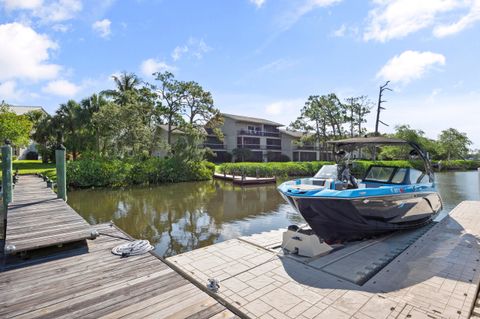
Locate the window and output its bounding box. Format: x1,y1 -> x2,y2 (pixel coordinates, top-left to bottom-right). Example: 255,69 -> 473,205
391,168 -> 407,184
409,169 -> 424,184
364,166 -> 396,183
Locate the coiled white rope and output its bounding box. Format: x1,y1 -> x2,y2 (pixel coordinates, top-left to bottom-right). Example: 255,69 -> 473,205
111,240 -> 154,257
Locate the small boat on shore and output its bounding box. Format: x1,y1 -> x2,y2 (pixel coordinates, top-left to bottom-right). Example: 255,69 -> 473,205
278,137 -> 443,243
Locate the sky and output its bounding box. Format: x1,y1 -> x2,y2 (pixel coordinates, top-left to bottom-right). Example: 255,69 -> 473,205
0,0 -> 479,147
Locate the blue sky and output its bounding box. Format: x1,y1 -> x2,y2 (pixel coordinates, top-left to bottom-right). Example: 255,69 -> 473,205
1,0 -> 479,147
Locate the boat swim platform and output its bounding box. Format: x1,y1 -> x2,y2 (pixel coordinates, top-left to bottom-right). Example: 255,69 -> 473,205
4,175 -> 96,254
0,223 -> 238,319
213,173 -> 276,185
167,201 -> 480,319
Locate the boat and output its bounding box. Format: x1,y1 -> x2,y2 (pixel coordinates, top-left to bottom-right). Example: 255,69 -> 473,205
278,136 -> 443,243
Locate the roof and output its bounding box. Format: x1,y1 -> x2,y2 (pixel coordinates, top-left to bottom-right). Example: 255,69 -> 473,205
221,113 -> 284,127
158,124 -> 184,135
10,105 -> 48,115
157,124 -> 207,135
279,128 -> 312,138
328,136 -> 408,147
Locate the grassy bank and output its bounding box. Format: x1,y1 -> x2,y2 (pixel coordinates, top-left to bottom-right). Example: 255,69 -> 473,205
218,160 -> 480,178
13,160 -> 56,178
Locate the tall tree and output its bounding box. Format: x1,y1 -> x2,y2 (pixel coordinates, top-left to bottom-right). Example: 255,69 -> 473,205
102,71 -> 142,106
438,128 -> 472,160
151,71 -> 186,146
0,102 -> 32,147
55,100 -> 85,160
81,93 -> 108,152
344,96 -> 372,137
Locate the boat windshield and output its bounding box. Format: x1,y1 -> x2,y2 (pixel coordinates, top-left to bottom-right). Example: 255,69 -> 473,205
314,165 -> 338,179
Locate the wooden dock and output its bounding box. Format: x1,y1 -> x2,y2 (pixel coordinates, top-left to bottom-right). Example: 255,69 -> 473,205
214,173 -> 276,185
4,175 -> 96,254
168,201 -> 480,319
1,175 -> 238,318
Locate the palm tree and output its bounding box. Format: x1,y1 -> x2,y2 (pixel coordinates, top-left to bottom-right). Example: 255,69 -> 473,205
81,93 -> 108,153
56,100 -> 83,160
102,71 -> 141,105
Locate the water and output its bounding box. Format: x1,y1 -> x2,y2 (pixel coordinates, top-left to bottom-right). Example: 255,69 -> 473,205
68,171 -> 480,257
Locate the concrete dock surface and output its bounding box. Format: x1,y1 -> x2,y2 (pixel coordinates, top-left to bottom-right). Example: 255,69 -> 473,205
168,201 -> 480,319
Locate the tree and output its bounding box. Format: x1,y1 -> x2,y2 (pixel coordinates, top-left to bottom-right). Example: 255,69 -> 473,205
151,71 -> 186,146
81,93 -> 109,153
290,94 -> 344,150
344,96 -> 372,137
102,71 -> 142,106
438,128 -> 472,160
30,114 -> 56,163
380,125 -> 439,160
55,100 -> 86,160
0,102 -> 33,147
232,148 -> 253,162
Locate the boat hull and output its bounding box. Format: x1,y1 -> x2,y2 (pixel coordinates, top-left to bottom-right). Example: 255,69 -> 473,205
287,192 -> 442,243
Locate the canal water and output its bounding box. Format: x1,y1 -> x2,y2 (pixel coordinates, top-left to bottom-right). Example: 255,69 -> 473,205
68,171 -> 480,257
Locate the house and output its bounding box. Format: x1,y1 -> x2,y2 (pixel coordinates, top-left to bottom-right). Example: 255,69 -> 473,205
208,113 -> 332,162
10,105 -> 48,160
155,113 -> 333,162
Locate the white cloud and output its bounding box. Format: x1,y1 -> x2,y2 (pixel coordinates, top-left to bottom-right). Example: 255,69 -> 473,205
92,19 -> 111,38
265,98 -> 304,116
364,0 -> 480,42
172,46 -> 188,61
249,0 -> 265,8
140,58 -> 176,77
171,38 -> 212,61
42,79 -> 81,97
52,23 -> 70,32
332,24 -> 346,37
377,50 -> 446,84
433,0 -> 480,37
2,0 -> 43,10
1,0 -> 82,23
0,80 -> 22,101
0,22 -> 61,81
278,0 -> 342,31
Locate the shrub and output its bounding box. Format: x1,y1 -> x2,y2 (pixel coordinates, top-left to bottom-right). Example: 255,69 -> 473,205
67,157 -> 214,188
217,161 -> 333,178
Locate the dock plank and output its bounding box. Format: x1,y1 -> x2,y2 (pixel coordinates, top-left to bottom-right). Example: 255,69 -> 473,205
0,223 -> 237,319
168,201 -> 480,319
5,175 -> 95,253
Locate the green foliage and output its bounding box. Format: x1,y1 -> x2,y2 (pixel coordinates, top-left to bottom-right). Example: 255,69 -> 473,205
0,102 -> 33,147
437,128 -> 472,160
217,161 -> 333,178
66,157 -> 214,188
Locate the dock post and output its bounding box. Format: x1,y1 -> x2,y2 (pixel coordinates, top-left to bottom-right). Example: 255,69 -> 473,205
55,132 -> 67,201
1,140 -> 13,243
1,140 -> 13,205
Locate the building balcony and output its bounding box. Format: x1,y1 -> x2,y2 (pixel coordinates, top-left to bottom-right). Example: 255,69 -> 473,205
293,145 -> 319,151
266,145 -> 281,150
237,129 -> 280,138
237,144 -> 282,151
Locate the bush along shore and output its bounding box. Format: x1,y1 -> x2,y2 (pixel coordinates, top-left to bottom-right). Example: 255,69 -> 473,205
66,158 -> 215,188
217,160 -> 480,178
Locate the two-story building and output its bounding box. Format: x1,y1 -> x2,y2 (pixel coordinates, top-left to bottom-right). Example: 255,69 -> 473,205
156,112 -> 331,162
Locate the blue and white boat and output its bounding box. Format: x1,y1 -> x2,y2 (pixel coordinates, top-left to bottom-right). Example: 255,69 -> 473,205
278,137 -> 443,243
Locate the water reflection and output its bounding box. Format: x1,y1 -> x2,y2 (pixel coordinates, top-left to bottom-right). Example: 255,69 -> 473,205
68,171 -> 480,257
68,179 -> 303,257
